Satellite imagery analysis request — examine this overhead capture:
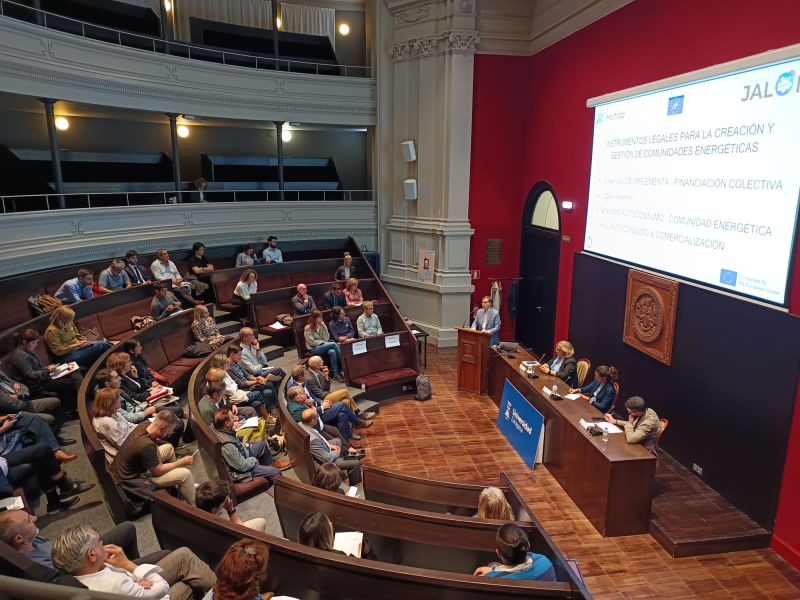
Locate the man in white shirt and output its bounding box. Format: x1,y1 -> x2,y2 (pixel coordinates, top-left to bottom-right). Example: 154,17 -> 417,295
150,249 -> 195,306
51,524 -> 214,600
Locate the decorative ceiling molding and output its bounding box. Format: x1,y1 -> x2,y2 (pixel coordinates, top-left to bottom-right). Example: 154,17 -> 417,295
390,30 -> 480,61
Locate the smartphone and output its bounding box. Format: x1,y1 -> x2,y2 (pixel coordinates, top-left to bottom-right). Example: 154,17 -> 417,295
8,412 -> 20,422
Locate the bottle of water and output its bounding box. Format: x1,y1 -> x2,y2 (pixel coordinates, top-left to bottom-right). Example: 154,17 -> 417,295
361,383 -> 366,392
551,383 -> 558,398
602,427 -> 609,444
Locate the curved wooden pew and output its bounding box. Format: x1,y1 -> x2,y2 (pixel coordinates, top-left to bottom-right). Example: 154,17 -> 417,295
340,331 -> 418,393
77,309 -> 203,523
151,490 -> 583,599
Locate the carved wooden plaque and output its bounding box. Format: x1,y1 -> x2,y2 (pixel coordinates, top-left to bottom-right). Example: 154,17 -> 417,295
623,270 -> 679,365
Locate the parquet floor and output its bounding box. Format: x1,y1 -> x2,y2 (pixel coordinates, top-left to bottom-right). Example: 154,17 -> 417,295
359,346 -> 800,600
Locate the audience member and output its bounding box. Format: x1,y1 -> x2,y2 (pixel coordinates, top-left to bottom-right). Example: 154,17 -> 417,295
213,407 -> 288,481
262,235 -> 283,263
321,282 -> 347,310
150,248 -> 197,306
306,356 -> 374,417
194,177 -> 208,203
204,539 -> 299,600
206,357 -> 260,418
11,328 -> 82,413
299,407 -> 362,485
91,387 -> 134,462
237,328 -> 286,380
198,379 -> 252,426
0,363 -> 63,430
108,352 -> 156,403
477,487 -> 513,520
151,282 -> 183,321
312,462 -> 345,493
97,259 -> 132,294
124,250 -> 151,285
110,410 -> 196,504
471,296 -> 501,346
539,340 -> 578,387
121,339 -> 158,389
604,396 -> 662,452
54,268 -> 94,304
232,269 -> 257,327
334,252 -> 356,281
44,306 -> 112,367
235,245 -> 262,268
287,382 -> 367,451
188,242 -> 215,282
344,278 -> 363,307
356,302 -> 382,337
225,346 -> 272,417
570,365 -> 619,413
51,523 -> 215,599
304,311 -> 344,381
195,480 -> 267,532
287,367 -> 353,447
298,512 -> 337,552
291,283 -> 316,315
328,306 -> 356,343
473,524 -> 556,581
191,305 -> 225,348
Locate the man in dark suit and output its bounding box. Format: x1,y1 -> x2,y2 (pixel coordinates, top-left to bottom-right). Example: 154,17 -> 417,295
123,251 -> 151,286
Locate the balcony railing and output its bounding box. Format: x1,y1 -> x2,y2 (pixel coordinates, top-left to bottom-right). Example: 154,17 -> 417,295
0,0 -> 372,77
0,189 -> 374,213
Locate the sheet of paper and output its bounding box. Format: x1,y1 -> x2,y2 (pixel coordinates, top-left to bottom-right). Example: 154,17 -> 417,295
384,334 -> 400,348
579,418 -> 622,433
270,321 -> 286,330
352,340 -> 367,355
236,416 -> 261,429
333,531 -> 363,557
346,486 -> 359,497
542,386 -> 551,396
0,496 -> 25,511
411,329 -> 422,335
564,393 -> 582,400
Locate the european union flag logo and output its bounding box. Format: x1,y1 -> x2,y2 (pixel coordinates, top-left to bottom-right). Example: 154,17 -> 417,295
719,269 -> 737,286
667,95 -> 684,115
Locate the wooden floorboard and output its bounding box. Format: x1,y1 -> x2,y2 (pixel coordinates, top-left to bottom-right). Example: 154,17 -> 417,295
359,346 -> 800,600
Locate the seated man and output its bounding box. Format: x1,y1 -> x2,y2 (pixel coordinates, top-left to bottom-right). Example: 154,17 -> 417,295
54,268 -> 94,304
262,235 -> 283,263
213,407 -> 288,482
299,407 -> 362,485
328,306 -> 356,343
124,250 -> 151,286
97,259 -> 132,294
291,283 -> 317,315
237,328 -> 286,380
356,301 -> 383,337
151,282 -> 183,321
604,396 -> 662,452
321,282 -> 347,310
305,357 -> 375,419
0,366 -> 63,432
110,410 -> 196,504
197,380 -> 255,426
0,510 -> 167,570
225,346 -> 272,417
195,479 -> 267,532
51,524 -> 215,600
188,242 -> 215,282
150,248 -> 198,306
285,385 -> 369,448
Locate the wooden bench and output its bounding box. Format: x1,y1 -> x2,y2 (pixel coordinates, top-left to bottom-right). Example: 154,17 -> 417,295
340,331 -> 418,393
275,373 -> 317,484
151,490 -> 586,599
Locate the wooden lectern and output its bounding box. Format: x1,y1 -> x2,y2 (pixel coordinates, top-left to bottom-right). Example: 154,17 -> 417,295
456,327 -> 491,394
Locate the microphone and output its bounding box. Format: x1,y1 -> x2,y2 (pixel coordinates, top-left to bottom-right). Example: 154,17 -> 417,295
537,352 -> 546,363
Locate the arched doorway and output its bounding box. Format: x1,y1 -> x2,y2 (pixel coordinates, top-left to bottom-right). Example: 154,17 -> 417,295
515,182 -> 561,356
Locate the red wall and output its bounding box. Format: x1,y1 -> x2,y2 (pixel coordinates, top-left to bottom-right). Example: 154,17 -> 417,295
469,0 -> 800,569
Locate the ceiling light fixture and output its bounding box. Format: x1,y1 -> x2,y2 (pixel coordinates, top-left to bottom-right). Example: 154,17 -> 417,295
164,0 -> 172,11
281,130 -> 292,142
338,23 -> 350,35
55,117 -> 70,131
177,125 -> 189,138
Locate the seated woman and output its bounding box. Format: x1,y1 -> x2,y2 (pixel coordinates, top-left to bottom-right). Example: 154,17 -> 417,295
312,462 -> 345,494
191,305 -> 226,349
477,487 -> 513,520
299,511 -> 378,561
11,328 -> 83,413
570,365 -> 618,413
120,338 -> 161,388
473,523 -> 556,582
91,387 -> 134,462
203,539 -> 298,600
344,277 -> 364,307
106,351 -> 167,405
232,269 -> 257,327
304,310 -> 343,381
328,306 -> 357,343
203,364 -> 259,421
235,244 -> 262,268
539,340 -> 578,388
44,306 -> 112,368
334,252 -> 357,281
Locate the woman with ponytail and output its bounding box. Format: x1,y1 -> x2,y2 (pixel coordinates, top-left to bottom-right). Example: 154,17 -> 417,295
473,524 -> 556,582
569,365 -> 618,413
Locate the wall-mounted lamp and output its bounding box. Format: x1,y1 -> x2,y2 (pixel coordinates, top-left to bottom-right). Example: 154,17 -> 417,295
55,116 -> 70,131
163,0 -> 172,11
177,125 -> 189,138
281,130 -> 292,142
276,17 -> 282,29
338,23 -> 350,35
562,200 -> 574,212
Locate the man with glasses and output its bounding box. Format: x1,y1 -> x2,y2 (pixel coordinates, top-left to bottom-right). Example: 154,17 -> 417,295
604,396 -> 662,452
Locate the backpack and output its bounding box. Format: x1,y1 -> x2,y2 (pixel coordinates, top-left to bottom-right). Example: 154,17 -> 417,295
415,373 -> 432,401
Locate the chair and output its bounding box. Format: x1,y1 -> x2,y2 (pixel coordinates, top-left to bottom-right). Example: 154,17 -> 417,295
611,381 -> 620,412
654,418 -> 669,453
575,357 -> 591,386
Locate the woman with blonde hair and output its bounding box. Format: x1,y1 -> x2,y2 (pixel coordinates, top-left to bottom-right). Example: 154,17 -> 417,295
192,305 -> 226,348
343,277 -> 363,307
334,252 -> 356,281
203,539 -> 298,600
540,340 -> 578,388
44,305 -> 112,367
477,487 -> 513,520
90,387 -> 134,462
304,309 -> 343,382
232,269 -> 258,327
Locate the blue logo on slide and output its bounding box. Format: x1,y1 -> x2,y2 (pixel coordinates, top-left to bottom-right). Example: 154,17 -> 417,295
595,111 -> 604,124
720,269 -> 738,286
776,71 -> 795,96
667,95 -> 684,115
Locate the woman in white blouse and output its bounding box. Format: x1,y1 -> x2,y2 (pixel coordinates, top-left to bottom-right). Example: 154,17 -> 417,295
232,269 -> 258,326
91,387 -> 134,462
235,245 -> 262,268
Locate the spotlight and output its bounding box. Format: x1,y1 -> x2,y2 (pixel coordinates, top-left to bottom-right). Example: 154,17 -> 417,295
55,117 -> 69,131
338,23 -> 350,35
177,125 -> 189,138
281,130 -> 292,142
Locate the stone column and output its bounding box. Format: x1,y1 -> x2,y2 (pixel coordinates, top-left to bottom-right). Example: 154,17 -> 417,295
374,0 -> 478,346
